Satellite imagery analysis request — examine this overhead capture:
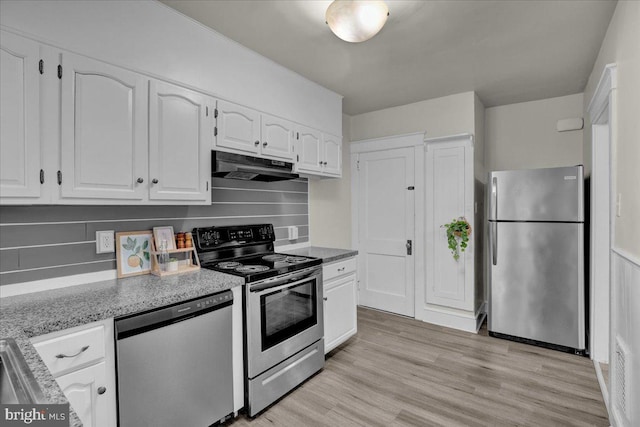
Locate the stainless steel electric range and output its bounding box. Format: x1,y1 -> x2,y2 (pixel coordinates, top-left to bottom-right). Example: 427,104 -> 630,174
194,224 -> 324,417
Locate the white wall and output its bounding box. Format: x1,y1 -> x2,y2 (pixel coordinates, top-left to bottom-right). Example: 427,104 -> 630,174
584,0 -> 640,260
309,114 -> 352,249
349,92 -> 476,142
484,94 -> 584,172
583,2 -> 640,426
0,0 -> 342,135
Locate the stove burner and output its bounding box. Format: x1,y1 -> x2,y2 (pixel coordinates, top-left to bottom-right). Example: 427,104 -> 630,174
217,261 -> 242,269
236,265 -> 270,273
285,256 -> 308,264
262,254 -> 287,262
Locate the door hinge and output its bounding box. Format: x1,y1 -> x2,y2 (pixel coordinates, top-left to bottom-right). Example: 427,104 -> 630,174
57,65 -> 62,79
406,240 -> 412,255
296,132 -> 299,140
214,126 -> 218,137
57,170 -> 62,185
357,160 -> 360,171
206,181 -> 209,191
39,60 -> 44,75
206,106 -> 209,117
40,169 -> 44,184
214,108 -> 218,118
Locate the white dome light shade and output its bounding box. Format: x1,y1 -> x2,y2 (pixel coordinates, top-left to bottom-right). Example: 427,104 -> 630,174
326,0 -> 389,43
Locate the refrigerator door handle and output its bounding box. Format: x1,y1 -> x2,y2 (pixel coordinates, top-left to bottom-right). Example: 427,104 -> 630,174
491,222 -> 498,265
492,176 -> 498,220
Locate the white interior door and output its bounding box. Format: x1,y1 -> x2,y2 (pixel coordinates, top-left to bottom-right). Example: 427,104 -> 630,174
357,147 -> 415,316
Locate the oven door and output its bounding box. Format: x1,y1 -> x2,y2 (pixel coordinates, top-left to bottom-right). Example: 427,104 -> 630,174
247,267 -> 323,378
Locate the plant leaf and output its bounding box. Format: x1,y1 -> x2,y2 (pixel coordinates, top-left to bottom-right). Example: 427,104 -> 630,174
144,251 -> 150,261
142,240 -> 148,250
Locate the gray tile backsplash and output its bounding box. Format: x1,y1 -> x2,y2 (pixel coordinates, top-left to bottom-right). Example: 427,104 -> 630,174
0,178 -> 309,286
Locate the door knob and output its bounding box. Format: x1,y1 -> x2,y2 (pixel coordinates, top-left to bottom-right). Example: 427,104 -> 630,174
254,140 -> 260,146
323,161 -> 328,166
97,386 -> 106,395
136,177 -> 144,183
319,161 -> 323,165
152,178 -> 159,184
263,141 -> 268,147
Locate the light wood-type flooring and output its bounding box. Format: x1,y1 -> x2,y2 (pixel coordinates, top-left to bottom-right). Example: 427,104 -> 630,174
227,307 -> 609,426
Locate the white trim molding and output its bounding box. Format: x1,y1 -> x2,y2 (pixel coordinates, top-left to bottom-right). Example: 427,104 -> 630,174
350,131 -> 425,153
424,132 -> 475,148
588,63 -> 617,123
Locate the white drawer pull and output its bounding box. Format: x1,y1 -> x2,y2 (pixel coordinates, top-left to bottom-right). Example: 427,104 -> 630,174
55,345 -> 89,359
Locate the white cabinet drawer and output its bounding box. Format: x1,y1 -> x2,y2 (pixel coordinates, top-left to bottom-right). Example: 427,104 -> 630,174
32,324 -> 106,377
322,257 -> 356,282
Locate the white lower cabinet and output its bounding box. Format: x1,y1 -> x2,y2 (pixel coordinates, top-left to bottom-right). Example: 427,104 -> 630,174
31,319 -> 116,427
55,361 -> 111,427
323,257 -> 357,354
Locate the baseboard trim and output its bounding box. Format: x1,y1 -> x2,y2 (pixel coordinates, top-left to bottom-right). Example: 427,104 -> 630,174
420,304 -> 484,334
0,270 -> 117,298
593,360 -> 611,417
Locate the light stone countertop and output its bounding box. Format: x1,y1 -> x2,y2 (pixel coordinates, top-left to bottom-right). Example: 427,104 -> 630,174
0,269 -> 244,427
282,246 -> 358,264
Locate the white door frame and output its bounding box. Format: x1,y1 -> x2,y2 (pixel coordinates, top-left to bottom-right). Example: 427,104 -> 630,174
350,132 -> 425,313
586,63 -> 617,417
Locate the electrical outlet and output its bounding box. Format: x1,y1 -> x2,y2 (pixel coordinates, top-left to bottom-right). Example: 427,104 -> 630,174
96,230 -> 115,254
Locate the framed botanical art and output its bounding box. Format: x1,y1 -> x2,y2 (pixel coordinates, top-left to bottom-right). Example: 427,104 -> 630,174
153,226 -> 176,251
116,230 -> 153,278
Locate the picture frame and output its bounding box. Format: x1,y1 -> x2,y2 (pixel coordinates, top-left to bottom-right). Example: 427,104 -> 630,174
153,226 -> 176,251
116,230 -> 153,278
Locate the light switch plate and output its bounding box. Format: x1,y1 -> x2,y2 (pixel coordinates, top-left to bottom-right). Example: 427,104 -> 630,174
96,230 -> 115,254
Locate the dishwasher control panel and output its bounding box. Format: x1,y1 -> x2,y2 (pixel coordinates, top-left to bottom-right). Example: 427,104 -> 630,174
173,292 -> 233,317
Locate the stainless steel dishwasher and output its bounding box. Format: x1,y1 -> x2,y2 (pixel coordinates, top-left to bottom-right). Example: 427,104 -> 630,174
115,290 -> 233,427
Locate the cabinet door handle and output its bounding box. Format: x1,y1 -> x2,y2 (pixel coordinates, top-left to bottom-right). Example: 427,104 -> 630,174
323,161 -> 328,166
137,177 -> 144,184
263,141 -> 268,147
55,345 -> 89,359
97,386 -> 106,395
319,161 -> 323,165
337,267 -> 345,272
152,178 -> 159,184
323,297 -> 328,301
254,140 -> 260,146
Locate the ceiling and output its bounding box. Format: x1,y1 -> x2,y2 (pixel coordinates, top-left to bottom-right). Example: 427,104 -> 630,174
160,0 -> 617,116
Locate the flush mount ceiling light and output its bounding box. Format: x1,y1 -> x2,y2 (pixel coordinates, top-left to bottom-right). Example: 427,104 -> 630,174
325,0 -> 389,43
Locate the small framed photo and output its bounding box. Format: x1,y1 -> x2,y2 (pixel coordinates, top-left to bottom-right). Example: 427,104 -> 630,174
116,231 -> 152,278
153,226 -> 175,251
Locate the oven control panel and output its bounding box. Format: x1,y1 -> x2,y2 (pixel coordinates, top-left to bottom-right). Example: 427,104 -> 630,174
194,224 -> 275,249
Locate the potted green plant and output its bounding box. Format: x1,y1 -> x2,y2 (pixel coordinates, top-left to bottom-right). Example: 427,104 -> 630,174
443,217 -> 471,261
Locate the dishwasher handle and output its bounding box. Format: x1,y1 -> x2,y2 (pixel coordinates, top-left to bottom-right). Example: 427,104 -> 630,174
115,290 -> 233,339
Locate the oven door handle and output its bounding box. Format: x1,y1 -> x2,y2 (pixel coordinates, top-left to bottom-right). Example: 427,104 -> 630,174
250,267 -> 319,293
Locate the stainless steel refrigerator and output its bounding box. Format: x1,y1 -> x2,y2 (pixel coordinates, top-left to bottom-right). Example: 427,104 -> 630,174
487,165 -> 586,354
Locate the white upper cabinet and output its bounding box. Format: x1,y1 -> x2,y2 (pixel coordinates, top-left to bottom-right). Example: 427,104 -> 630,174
322,133 -> 342,177
60,52 -> 148,201
295,129 -> 342,178
148,80 -> 212,203
260,114 -> 295,161
214,101 -> 295,162
215,100 -> 261,155
296,126 -> 322,173
0,31 -> 42,201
